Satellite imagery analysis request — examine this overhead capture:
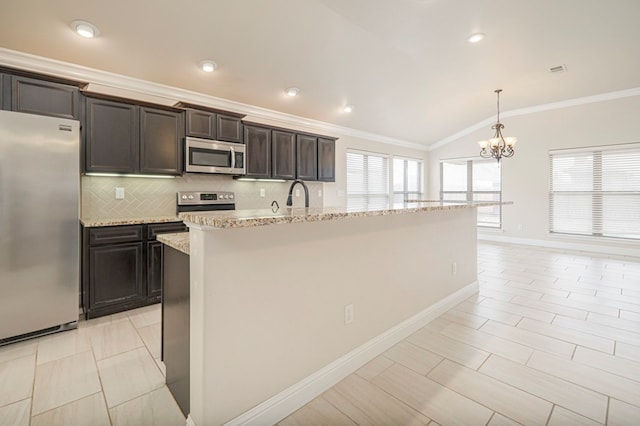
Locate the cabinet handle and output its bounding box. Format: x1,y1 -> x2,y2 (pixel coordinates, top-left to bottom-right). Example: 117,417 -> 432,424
230,146 -> 236,169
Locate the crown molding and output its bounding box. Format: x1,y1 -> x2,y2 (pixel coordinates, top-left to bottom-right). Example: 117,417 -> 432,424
0,48 -> 428,152
429,86 -> 640,151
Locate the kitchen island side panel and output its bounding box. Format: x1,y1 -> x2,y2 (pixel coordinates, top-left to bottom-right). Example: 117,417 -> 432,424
188,207 -> 477,425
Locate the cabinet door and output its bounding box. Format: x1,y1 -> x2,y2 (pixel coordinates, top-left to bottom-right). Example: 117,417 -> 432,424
10,75 -> 80,119
217,114 -> 243,143
317,138 -> 336,182
272,130 -> 296,180
147,241 -> 163,299
86,98 -> 138,173
0,74 -> 8,110
296,134 -> 318,181
140,107 -> 184,175
89,242 -> 144,310
244,124 -> 271,178
185,109 -> 216,139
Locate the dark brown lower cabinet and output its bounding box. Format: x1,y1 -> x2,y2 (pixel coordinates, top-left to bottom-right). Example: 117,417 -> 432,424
89,242 -> 144,311
162,245 -> 190,417
82,222 -> 186,319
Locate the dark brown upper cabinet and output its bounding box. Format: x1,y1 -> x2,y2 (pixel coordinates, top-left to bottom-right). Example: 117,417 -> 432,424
296,134 -> 318,181
317,137 -> 336,182
184,107 -> 244,143
272,130 -> 296,180
8,75 -> 81,120
241,121 -> 335,182
217,114 -> 243,143
86,98 -> 138,173
244,124 -> 271,178
140,107 -> 184,175
85,96 -> 183,175
243,124 -> 296,180
185,108 -> 216,139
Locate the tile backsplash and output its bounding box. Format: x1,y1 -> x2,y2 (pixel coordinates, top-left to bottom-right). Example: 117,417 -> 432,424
81,174 -> 324,219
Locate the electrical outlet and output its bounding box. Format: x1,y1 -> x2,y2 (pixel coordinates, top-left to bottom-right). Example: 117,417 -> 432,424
344,304 -> 354,324
115,187 -> 125,200
451,262 -> 457,275
295,189 -> 300,197
259,188 -> 265,198
318,189 -> 322,197
517,224 -> 524,231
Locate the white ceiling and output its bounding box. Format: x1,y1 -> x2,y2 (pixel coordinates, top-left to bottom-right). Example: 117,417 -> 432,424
1,0 -> 639,146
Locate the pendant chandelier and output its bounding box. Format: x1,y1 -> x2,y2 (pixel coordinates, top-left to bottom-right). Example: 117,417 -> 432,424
478,89 -> 516,161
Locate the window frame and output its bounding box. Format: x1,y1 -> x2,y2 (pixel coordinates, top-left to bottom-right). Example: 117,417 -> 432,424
392,156 -> 424,203
440,158 -> 503,228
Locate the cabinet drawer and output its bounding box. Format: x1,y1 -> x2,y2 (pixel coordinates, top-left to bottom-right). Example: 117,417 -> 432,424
147,222 -> 188,240
89,225 -> 143,245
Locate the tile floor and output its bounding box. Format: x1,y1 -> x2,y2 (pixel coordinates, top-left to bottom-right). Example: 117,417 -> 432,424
1,242 -> 639,425
0,304 -> 185,426
279,242 -> 640,426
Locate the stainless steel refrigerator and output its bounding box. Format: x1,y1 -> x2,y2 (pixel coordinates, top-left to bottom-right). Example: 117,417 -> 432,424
0,110 -> 80,344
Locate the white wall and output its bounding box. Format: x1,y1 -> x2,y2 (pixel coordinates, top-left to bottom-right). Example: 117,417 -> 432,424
428,94 -> 640,255
188,207 -> 477,425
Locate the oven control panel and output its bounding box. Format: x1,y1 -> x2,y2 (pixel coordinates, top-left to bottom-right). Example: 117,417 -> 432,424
177,191 -> 235,205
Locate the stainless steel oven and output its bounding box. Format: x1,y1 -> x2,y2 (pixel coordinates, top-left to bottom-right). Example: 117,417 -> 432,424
184,137 -> 245,175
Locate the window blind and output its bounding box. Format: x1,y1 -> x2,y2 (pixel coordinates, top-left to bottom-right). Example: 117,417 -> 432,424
549,144 -> 640,240
347,151 -> 389,210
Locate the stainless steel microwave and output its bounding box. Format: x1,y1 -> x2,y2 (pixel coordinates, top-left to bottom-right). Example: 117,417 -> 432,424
184,137 -> 245,175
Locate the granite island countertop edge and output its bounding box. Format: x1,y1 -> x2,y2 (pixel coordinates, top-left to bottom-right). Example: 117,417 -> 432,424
179,201 -> 512,230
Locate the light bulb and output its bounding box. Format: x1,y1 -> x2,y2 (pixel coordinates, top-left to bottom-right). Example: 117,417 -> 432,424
478,140 -> 488,149
285,87 -> 300,97
200,61 -> 217,73
467,33 -> 485,43
71,20 -> 99,38
505,137 -> 517,147
489,138 -> 500,147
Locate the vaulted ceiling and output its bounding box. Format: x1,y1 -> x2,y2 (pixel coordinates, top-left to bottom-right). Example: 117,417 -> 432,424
2,0 -> 639,146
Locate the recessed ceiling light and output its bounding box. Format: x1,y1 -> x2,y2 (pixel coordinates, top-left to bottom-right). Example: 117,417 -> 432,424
199,60 -> 217,73
467,33 -> 485,43
71,20 -> 99,38
343,105 -> 354,113
285,87 -> 300,97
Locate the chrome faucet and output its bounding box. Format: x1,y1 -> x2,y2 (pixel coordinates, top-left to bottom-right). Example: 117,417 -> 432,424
286,179 -> 309,208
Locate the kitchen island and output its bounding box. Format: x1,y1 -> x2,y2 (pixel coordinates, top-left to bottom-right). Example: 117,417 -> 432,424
178,201 -> 504,426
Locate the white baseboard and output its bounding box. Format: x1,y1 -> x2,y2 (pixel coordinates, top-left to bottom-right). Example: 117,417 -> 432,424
220,281 -> 479,426
479,234 -> 640,258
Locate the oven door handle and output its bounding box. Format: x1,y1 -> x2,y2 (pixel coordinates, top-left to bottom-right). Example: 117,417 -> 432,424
230,146 -> 236,169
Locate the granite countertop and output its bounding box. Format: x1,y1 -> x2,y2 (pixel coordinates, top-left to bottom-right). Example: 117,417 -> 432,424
156,232 -> 190,255
80,216 -> 181,227
179,201 -> 511,229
